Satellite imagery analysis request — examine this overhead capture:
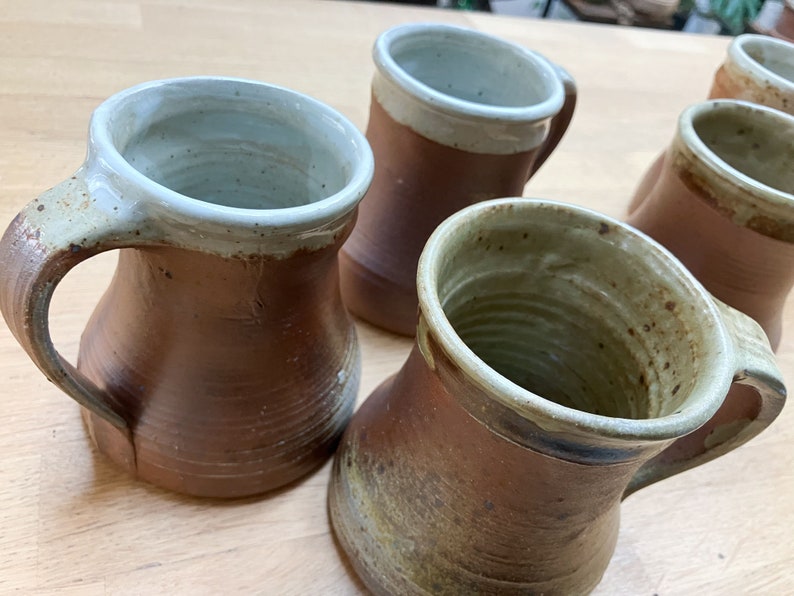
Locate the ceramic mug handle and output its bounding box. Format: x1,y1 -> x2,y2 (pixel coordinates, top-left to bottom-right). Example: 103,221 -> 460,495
0,170 -> 156,435
625,299 -> 786,496
529,63 -> 577,178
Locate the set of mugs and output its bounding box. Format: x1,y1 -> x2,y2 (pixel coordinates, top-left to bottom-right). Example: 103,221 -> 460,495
1,22 -> 792,594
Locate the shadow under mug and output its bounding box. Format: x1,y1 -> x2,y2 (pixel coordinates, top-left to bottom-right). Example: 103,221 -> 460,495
330,198 -> 785,594
0,76 -> 374,498
340,22 -> 577,336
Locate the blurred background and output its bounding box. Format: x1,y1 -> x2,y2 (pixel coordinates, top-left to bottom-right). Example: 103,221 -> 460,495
367,0 -> 794,37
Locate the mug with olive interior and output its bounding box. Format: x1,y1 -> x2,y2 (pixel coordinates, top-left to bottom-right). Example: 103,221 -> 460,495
0,76 -> 374,498
627,100 -> 794,350
628,33 -> 794,215
339,22 -> 577,336
329,198 -> 785,595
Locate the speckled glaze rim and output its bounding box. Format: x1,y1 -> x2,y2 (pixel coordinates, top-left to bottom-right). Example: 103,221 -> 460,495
726,34 -> 794,94
374,23 -> 564,122
372,23 -> 565,153
416,198 -> 735,443
87,76 -> 374,235
672,99 -> 794,240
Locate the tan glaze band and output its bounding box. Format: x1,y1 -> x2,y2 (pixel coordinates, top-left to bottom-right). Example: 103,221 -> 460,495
669,100 -> 794,241
720,34 -> 794,109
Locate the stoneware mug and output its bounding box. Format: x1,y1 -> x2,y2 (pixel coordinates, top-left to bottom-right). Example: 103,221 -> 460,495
0,77 -> 374,498
628,33 -> 794,215
768,0 -> 794,41
628,100 -> 794,350
339,22 -> 577,336
329,198 -> 785,595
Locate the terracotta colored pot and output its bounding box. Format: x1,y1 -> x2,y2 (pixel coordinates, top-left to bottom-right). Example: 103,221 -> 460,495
0,77 -> 374,498
628,34 -> 794,215
329,199 -> 785,594
770,0 -> 794,42
627,100 -> 794,349
339,23 -> 576,336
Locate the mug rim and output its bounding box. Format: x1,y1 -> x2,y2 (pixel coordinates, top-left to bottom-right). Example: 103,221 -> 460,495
416,198 -> 735,443
728,34 -> 794,93
674,99 -> 794,239
373,22 -> 565,123
87,76 -> 374,233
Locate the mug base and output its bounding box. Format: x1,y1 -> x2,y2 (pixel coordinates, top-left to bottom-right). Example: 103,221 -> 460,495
82,407 -> 349,499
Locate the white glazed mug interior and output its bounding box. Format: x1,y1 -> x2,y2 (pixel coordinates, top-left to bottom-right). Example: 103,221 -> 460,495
379,24 -> 560,112
371,24 -> 566,154
90,77 -> 373,219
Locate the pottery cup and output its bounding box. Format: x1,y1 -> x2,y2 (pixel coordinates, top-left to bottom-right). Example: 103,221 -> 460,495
0,77 -> 374,498
339,23 -> 577,336
329,198 -> 785,594
768,0 -> 794,41
628,33 -> 794,214
628,100 -> 794,349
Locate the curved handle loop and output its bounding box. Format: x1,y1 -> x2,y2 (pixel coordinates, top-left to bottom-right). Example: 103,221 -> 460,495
625,299 -> 786,496
529,63 -> 577,178
0,171 -> 156,432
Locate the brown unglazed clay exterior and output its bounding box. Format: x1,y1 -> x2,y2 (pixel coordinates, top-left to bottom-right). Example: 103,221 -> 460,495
0,77 -> 374,498
626,101 -> 794,486
339,23 -> 576,336
78,243 -> 357,497
627,100 -> 794,349
330,199 -> 785,594
339,96 -> 538,335
330,348 -> 635,595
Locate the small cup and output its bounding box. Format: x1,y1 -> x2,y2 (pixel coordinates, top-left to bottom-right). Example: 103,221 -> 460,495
710,33 -> 794,108
339,23 -> 577,336
330,198 -> 785,594
628,33 -> 794,215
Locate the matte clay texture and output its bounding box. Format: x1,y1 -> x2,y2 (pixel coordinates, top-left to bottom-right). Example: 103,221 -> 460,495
626,102 -> 794,490
330,200 -> 785,595
79,244 -> 358,497
627,101 -> 794,348
340,97 -> 537,336
339,23 -> 574,337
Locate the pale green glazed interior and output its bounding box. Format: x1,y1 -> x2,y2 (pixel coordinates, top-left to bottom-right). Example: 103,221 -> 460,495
692,105 -> 794,194
740,35 -> 794,85
432,201 -> 715,420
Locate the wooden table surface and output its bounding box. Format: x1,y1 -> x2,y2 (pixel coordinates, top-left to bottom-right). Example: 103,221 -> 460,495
1,1 -> 792,593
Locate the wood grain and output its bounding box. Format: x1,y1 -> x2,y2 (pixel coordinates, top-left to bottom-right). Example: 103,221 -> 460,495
0,0 -> 791,593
